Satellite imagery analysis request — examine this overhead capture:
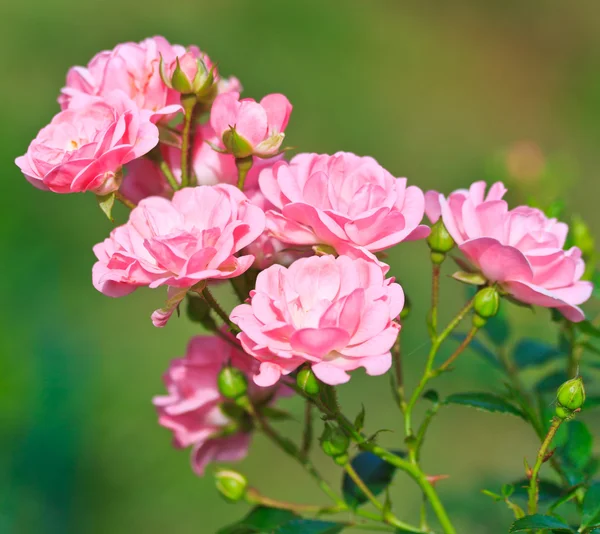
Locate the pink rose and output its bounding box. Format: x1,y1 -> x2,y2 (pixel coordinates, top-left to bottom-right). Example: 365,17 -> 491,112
161,50 -> 216,98
16,91 -> 158,195
259,152 -> 430,254
59,36 -> 220,120
92,184 -> 265,325
154,335 -> 271,476
210,92 -> 292,158
426,181 -> 593,322
230,255 -> 403,386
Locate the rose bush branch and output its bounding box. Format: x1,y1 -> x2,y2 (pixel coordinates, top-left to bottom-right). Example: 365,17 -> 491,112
16,34 -> 598,534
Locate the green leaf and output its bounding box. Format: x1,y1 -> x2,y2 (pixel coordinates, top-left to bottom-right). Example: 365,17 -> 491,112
509,514 -> 574,532
217,507 -> 298,534
423,389 -> 440,403
354,405 -> 365,432
445,392 -> 525,418
96,192 -> 116,222
560,421 -> 593,471
502,483 -> 515,498
513,339 -> 563,369
450,333 -> 501,368
274,519 -> 345,534
558,421 -> 594,486
452,270 -> 486,285
342,451 -> 404,508
581,482 -> 600,529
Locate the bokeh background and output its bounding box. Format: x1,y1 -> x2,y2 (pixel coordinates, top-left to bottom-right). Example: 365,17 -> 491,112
2,1 -> 600,532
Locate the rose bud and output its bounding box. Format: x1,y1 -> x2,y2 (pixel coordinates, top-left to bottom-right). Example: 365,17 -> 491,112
161,52 -> 217,102
557,377 -> 585,412
214,469 -> 248,503
320,423 -> 350,458
218,365 -> 248,400
296,367 -> 320,396
473,287 -> 500,324
427,219 -> 455,264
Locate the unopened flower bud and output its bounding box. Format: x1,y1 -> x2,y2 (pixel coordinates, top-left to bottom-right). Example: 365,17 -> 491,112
297,367 -> 320,396
557,377 -> 585,412
320,423 -> 350,457
474,287 -> 500,319
217,365 -> 248,400
427,220 -> 455,257
223,128 -> 254,159
214,469 -> 248,503
160,53 -> 217,101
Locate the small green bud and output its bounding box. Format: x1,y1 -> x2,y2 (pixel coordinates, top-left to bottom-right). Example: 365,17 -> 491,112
427,220 -> 455,255
473,287 -> 500,319
333,453 -> 349,466
217,366 -> 248,400
320,423 -> 350,457
296,367 -> 320,396
214,469 -> 248,503
557,377 -> 585,411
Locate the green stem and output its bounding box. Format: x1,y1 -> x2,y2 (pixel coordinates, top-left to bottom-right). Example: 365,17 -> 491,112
404,298 -> 475,439
343,464 -> 422,532
200,286 -> 239,333
245,400 -> 345,508
288,383 -> 455,534
245,488 -> 342,514
498,345 -> 574,490
392,332 -> 406,411
300,400 -> 313,460
180,94 -> 196,188
344,463 -> 385,512
429,263 -> 441,338
114,190 -> 136,210
528,417 -> 563,515
236,155 -> 253,190
437,325 -> 479,372
415,403 -> 440,462
420,494 -> 429,531
158,158 -> 180,191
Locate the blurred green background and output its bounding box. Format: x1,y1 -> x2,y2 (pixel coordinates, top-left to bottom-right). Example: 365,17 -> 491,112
3,1 -> 600,532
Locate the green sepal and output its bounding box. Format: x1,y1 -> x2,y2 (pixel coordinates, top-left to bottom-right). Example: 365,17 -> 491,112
96,192 -> 116,222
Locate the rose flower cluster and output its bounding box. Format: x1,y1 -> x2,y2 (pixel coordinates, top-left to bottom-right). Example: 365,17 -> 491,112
17,35 -> 593,480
